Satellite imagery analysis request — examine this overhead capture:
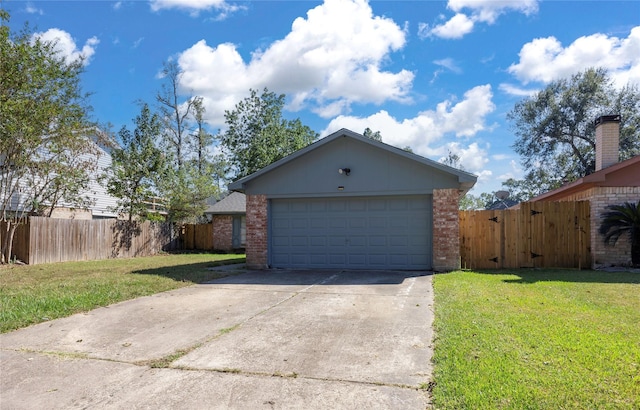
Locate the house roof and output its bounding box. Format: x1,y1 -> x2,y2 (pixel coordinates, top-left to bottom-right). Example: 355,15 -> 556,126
205,191 -> 246,215
229,128 -> 477,192
486,198 -> 519,210
530,155 -> 640,202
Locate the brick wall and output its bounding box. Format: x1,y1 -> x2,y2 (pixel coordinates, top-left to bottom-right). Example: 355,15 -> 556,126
433,188 -> 461,271
546,186 -> 640,267
212,215 -> 233,251
246,194 -> 268,269
595,119 -> 620,171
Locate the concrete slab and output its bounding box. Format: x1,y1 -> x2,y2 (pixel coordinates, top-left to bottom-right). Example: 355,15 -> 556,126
1,350 -> 428,409
175,273 -> 433,387
1,270 -> 434,409
0,285 -> 296,363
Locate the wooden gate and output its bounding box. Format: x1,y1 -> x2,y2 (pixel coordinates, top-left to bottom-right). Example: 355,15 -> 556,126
460,201 -> 590,269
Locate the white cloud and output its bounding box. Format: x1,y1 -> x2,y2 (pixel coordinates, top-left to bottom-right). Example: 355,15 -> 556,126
491,154 -> 510,161
113,2 -> 122,10
25,3 -> 43,15
427,13 -> 474,40
498,83 -> 538,97
321,84 -> 495,159
132,37 -> 145,49
434,58 -> 462,74
448,0 -> 538,24
149,0 -> 244,18
498,160 -> 523,182
439,141 -> 489,173
177,0 -> 412,125
32,29 -> 99,66
425,0 -> 539,39
508,26 -> 640,86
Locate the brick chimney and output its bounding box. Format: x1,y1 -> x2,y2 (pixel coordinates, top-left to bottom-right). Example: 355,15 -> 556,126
595,114 -> 621,171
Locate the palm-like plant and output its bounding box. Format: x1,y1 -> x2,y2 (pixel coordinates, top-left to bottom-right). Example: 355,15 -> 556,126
599,200 -> 640,267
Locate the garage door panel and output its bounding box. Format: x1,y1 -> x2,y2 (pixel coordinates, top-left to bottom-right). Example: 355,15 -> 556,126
329,201 -> 347,212
349,217 -> 367,229
290,218 -> 308,229
310,236 -> 326,246
310,254 -> 327,264
330,218 -> 347,228
349,237 -> 367,250
271,196 -> 432,270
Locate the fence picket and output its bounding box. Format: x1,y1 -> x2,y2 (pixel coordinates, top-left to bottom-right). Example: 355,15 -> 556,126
460,201 -> 591,269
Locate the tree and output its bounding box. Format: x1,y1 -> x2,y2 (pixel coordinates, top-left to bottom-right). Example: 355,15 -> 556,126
441,150 -> 463,170
219,88 -> 318,178
154,61 -> 219,223
363,127 -> 382,141
508,67 -> 640,192
102,104 -> 166,222
599,200 -> 640,267
1,11 -> 97,263
191,96 -> 214,176
156,60 -> 196,170
159,164 -> 216,223
458,192 -> 497,210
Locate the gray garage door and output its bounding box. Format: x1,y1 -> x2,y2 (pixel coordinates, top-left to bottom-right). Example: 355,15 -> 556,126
270,195 -> 432,270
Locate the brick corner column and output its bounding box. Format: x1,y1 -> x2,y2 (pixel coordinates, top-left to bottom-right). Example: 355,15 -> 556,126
433,188 -> 461,272
245,194 -> 269,269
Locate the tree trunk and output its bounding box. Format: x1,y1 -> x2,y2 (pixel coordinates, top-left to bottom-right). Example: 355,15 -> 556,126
1,221 -> 19,264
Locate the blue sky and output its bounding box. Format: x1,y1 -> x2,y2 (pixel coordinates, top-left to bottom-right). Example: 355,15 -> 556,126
5,0 -> 640,194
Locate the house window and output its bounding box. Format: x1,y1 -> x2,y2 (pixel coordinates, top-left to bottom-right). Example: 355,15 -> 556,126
232,215 -> 246,249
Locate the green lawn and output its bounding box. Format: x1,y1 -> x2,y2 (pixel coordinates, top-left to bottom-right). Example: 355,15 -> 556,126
432,269 -> 640,409
0,253 -> 245,333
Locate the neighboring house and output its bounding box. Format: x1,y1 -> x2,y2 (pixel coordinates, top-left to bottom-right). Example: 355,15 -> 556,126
1,133 -> 120,220
205,191 -> 246,251
486,198 -> 519,210
529,115 -> 640,268
229,128 -> 477,271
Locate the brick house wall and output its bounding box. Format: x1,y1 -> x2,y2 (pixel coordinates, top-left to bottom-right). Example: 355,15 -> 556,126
212,215 -> 233,251
433,188 -> 461,271
551,187 -> 640,267
245,194 -> 268,269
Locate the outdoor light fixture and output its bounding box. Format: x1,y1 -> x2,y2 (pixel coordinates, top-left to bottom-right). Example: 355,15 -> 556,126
338,167 -> 351,176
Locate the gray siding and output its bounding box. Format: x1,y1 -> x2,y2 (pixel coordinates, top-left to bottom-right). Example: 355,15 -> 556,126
243,136 -> 460,198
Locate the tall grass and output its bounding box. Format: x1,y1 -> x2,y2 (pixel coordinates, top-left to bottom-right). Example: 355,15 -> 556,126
432,269 -> 640,409
0,253 -> 245,333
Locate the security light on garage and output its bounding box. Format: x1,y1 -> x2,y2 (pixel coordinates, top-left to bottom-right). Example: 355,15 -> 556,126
338,168 -> 351,175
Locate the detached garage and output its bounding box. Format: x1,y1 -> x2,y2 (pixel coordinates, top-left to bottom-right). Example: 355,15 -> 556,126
229,129 -> 476,271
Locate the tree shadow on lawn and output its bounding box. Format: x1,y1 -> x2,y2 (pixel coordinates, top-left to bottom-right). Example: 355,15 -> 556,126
132,256 -> 246,284
471,269 -> 640,285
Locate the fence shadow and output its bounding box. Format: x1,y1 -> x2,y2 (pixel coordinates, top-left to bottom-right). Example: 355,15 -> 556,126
472,269 -> 640,285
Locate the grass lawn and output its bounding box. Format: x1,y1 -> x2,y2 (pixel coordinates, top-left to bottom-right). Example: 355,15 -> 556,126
432,269 -> 640,409
0,253 -> 245,333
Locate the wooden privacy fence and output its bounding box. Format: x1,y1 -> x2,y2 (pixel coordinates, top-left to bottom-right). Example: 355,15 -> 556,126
2,217 -> 179,265
183,223 -> 214,250
460,201 -> 591,269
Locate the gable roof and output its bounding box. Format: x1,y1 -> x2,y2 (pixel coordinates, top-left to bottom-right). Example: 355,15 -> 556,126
229,128 -> 477,192
530,155 -> 640,202
205,191 -> 246,215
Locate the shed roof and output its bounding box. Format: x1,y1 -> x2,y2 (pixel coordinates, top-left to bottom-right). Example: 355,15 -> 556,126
205,191 -> 246,215
229,128 -> 477,193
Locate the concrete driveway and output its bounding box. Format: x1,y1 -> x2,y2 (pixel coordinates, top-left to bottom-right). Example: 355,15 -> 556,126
1,269 -> 434,409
